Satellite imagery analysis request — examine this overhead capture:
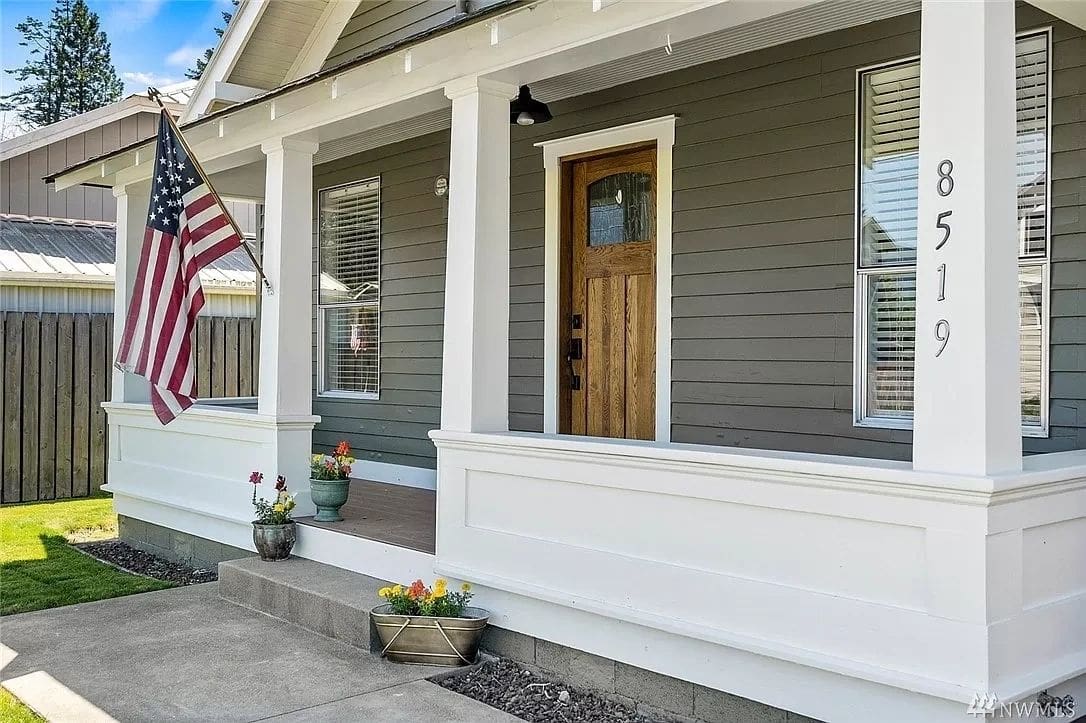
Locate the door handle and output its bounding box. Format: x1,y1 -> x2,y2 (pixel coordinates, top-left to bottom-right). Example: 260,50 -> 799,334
567,338 -> 582,391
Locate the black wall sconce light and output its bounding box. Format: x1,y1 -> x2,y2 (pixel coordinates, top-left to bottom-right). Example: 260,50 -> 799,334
509,85 -> 552,126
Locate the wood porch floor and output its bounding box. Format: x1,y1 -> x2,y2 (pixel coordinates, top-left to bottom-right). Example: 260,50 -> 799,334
296,479 -> 436,554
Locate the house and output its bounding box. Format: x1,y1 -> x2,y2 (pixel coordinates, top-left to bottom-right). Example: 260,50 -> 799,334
0,82 -> 258,317
46,1 -> 1085,720
1,87 -> 260,503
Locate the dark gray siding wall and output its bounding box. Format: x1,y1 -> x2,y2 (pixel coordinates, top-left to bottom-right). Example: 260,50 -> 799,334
507,7 -> 1086,457
309,8 -> 1084,469
1046,7 -> 1086,452
323,0 -> 458,69
311,132 -> 450,469
1,111 -> 161,222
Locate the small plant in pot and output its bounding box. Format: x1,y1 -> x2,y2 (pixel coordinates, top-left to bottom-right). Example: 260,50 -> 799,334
309,441 -> 355,522
250,472 -> 297,561
372,578 -> 489,666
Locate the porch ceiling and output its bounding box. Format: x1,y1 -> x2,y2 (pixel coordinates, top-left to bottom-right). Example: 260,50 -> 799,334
52,0 -> 932,187
312,0 -> 921,168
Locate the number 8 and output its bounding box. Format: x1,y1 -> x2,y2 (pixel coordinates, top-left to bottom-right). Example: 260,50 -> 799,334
937,159 -> 954,197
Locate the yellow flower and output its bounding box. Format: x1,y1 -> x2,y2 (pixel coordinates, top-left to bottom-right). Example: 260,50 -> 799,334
378,587 -> 390,598
273,503 -> 284,513
433,587 -> 446,598
435,578 -> 447,587
392,584 -> 403,595
461,583 -> 471,592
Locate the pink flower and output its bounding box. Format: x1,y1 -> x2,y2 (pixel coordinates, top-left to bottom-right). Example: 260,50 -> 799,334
249,471 -> 263,485
275,475 -> 287,491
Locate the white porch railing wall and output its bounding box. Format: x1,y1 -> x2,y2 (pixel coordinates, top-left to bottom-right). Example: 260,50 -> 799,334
104,136 -> 321,541
430,433 -> 1086,723
430,3 -> 1086,721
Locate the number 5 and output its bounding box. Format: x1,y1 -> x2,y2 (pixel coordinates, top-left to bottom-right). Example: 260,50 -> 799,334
936,211 -> 952,250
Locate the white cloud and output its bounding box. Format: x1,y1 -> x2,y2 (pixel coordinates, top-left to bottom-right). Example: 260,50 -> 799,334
121,71 -> 180,91
107,0 -> 165,28
166,44 -> 205,69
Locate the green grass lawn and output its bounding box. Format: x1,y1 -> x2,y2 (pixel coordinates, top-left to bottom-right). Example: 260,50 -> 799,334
0,688 -> 43,722
0,495 -> 172,616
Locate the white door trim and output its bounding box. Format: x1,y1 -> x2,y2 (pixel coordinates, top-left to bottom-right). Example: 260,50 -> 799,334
535,115 -> 676,441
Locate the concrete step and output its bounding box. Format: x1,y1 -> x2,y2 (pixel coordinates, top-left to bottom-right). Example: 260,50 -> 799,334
218,556 -> 391,650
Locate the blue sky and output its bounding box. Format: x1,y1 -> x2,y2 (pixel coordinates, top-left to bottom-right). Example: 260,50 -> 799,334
1,0 -> 230,98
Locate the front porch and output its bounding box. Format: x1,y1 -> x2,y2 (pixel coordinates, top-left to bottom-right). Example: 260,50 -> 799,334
297,479 -> 436,554
63,0 -> 1086,720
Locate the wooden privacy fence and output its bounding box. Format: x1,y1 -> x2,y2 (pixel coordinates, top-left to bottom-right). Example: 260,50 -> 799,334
1,312 -> 258,504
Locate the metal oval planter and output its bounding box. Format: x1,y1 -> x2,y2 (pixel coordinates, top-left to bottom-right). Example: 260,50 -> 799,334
371,604 -> 489,666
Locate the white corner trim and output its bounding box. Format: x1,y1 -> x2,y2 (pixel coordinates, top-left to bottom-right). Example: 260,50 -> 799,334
350,460 -> 437,491
539,115 -> 676,441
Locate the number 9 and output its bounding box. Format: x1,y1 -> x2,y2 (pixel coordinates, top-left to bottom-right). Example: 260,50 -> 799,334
935,319 -> 950,357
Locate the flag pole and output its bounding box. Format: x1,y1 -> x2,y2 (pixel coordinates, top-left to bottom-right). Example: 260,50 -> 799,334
147,87 -> 273,295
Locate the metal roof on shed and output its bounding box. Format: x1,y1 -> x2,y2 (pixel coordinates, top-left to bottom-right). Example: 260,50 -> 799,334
0,214 -> 256,288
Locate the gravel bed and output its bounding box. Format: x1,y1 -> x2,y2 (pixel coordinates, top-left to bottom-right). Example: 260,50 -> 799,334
74,540 -> 217,586
437,658 -> 659,723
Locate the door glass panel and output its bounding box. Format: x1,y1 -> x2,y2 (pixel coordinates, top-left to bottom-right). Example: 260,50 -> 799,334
587,172 -> 653,246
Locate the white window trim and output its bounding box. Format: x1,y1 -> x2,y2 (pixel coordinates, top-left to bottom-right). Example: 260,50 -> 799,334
316,176 -> 382,401
852,29 -> 1053,438
536,115 -> 676,442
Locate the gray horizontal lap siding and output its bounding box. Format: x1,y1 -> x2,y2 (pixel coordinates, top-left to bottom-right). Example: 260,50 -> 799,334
312,132 -> 450,469
507,7 -> 1086,455
311,8 -> 1084,469
323,0 -> 459,70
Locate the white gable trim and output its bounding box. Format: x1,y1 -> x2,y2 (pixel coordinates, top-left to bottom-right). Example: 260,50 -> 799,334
285,0 -> 362,83
182,0 -> 271,123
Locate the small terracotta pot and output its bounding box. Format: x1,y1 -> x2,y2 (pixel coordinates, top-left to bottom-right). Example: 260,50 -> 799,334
252,521 -> 295,561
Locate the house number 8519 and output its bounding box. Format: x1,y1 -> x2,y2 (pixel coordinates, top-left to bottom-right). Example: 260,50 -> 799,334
934,159 -> 954,357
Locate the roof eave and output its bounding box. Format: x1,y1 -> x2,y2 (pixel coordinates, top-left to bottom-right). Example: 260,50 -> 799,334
47,0 -> 526,189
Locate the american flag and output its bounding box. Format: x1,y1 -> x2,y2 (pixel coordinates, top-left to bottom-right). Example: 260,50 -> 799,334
115,109 -> 245,424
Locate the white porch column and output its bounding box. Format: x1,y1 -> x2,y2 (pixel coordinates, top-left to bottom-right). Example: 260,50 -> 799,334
111,180 -> 151,403
257,138 -> 320,509
440,78 -> 517,432
258,137 -> 318,417
912,0 -> 1022,475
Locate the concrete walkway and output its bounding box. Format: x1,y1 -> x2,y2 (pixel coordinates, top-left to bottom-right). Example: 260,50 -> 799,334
0,583 -> 517,722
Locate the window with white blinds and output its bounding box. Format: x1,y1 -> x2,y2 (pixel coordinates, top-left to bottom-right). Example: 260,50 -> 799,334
318,178 -> 380,398
856,31 -> 1050,432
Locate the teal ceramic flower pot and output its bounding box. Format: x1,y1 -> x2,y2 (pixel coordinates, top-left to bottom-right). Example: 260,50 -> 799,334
310,478 -> 350,522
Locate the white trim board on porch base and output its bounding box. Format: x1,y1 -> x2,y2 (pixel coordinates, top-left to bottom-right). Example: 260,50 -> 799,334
349,460 -> 436,491
283,518 -> 1086,723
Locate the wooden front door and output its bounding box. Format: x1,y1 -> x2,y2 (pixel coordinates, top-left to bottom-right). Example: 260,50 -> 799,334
565,146 -> 656,440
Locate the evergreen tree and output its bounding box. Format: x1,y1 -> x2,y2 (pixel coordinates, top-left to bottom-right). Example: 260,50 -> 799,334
187,1 -> 239,80
0,0 -> 123,127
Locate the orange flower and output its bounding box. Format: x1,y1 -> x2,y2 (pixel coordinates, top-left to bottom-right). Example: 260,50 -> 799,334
408,579 -> 427,599
335,441 -> 351,457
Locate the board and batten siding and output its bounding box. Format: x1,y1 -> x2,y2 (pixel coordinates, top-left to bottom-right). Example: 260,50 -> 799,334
506,7 -> 1085,457
322,0 -> 459,70
311,132 -> 450,469
1,111 -> 161,222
